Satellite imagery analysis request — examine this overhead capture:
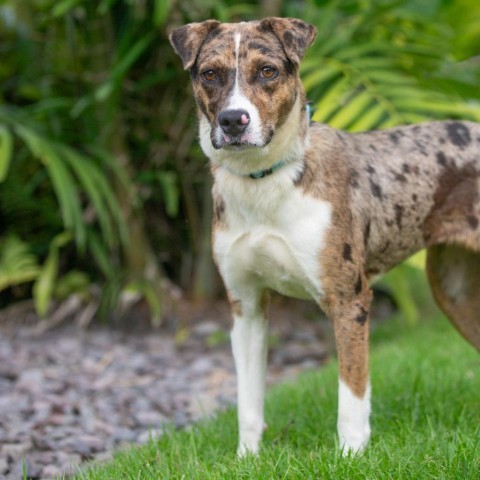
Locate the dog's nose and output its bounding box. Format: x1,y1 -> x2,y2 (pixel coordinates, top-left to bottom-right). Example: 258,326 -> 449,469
218,109 -> 250,136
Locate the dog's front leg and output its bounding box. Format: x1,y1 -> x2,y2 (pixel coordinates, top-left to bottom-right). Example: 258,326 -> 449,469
332,299 -> 371,454
230,290 -> 269,457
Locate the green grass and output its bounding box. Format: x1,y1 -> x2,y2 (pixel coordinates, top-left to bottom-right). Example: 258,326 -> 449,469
77,315 -> 480,479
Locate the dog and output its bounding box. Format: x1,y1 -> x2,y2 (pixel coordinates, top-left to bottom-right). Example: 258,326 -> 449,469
169,17 -> 480,456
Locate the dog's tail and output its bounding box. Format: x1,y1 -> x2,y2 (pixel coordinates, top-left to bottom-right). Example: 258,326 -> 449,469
426,243 -> 480,351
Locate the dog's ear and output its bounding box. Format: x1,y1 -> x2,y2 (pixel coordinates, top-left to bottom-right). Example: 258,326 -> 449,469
169,20 -> 221,71
259,17 -> 316,65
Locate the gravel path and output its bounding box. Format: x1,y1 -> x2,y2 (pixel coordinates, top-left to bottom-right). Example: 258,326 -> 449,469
0,299 -> 332,479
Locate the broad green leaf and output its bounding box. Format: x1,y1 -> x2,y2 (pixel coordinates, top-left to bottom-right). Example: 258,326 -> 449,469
366,69 -> 417,86
349,104 -> 388,132
85,146 -> 131,245
0,236 -> 40,292
114,34 -> 155,80
14,125 -> 86,247
33,244 -> 58,317
381,265 -> 419,326
0,125 -> 13,183
141,281 -> 163,327
334,42 -> 393,62
154,0 -> 172,26
312,77 -> 352,122
328,90 -> 375,130
95,34 -> 155,102
87,231 -> 112,278
55,270 -> 90,300
348,57 -> 397,70
33,232 -> 72,317
302,65 -> 340,91
60,146 -> 115,247
43,150 -> 85,247
52,0 -> 81,17
407,250 -> 426,270
158,171 -> 179,218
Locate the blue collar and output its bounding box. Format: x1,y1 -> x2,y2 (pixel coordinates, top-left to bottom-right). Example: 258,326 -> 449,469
247,159 -> 289,179
222,159 -> 288,180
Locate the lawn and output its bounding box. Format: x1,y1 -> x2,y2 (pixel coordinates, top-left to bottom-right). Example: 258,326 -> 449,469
77,314 -> 480,479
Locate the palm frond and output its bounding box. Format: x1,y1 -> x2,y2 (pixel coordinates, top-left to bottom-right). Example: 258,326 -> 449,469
0,236 -> 40,292
302,1 -> 480,132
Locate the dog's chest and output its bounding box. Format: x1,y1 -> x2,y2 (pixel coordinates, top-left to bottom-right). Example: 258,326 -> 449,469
214,182 -> 332,301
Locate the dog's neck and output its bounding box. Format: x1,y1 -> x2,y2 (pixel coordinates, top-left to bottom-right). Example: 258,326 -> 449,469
203,95 -> 310,182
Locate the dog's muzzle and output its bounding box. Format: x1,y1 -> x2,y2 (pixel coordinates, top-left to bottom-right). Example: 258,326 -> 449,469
219,109 -> 250,136
213,108 -> 259,149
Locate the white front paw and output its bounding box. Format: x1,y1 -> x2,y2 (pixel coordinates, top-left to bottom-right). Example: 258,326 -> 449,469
338,422 -> 370,455
237,441 -> 259,458
337,380 -> 371,455
236,421 -> 266,457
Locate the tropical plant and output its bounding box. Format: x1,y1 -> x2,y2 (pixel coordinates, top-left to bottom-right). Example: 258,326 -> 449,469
0,235 -> 40,292
0,0 -> 479,324
296,0 -> 480,129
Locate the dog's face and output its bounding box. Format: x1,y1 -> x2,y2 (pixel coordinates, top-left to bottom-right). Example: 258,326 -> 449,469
169,18 -> 316,155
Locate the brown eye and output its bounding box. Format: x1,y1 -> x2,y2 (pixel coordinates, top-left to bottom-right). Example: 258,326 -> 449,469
261,66 -> 277,79
202,69 -> 217,82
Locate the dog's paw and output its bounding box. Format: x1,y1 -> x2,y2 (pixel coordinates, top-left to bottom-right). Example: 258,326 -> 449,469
337,380 -> 371,456
339,435 -> 369,456
236,420 -> 267,457
338,423 -> 370,456
236,442 -> 259,458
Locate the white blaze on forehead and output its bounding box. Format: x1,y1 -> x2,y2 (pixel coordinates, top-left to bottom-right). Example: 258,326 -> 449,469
219,30 -> 262,145
234,31 -> 241,62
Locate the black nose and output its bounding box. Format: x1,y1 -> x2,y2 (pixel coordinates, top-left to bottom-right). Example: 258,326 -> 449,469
218,109 -> 250,136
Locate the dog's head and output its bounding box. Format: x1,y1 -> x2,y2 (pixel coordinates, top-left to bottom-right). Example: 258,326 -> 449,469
169,18 -> 316,164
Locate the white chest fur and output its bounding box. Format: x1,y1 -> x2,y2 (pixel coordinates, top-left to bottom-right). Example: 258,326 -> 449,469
213,169 -> 332,302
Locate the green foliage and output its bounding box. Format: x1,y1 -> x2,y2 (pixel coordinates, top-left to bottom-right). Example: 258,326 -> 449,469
0,235 -> 40,292
0,125 -> 13,182
0,0 -> 479,319
0,115 -> 126,248
32,231 -> 72,317
298,0 -> 480,130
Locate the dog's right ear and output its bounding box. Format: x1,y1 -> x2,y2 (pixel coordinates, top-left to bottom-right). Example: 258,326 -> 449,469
169,20 -> 221,71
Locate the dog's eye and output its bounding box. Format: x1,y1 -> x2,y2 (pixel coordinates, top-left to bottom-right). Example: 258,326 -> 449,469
201,70 -> 217,82
260,66 -> 277,79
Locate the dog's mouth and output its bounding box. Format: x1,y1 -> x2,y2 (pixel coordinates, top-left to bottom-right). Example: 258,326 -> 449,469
212,129 -> 274,150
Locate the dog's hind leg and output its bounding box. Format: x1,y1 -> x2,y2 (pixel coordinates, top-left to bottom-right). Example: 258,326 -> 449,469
229,289 -> 270,456
426,244 -> 480,351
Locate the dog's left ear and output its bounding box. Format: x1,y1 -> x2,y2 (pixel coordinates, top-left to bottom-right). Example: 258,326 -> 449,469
259,17 -> 317,65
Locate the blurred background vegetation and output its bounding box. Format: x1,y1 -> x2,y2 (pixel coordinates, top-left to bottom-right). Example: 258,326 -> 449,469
0,0 -> 479,326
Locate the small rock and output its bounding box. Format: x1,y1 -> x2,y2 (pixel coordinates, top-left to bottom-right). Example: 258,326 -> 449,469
2,440 -> 32,458
192,321 -> 220,337
134,411 -> 167,427
15,368 -> 44,393
190,357 -> 213,375
112,427 -> 137,444
0,457 -> 9,474
41,464 -> 62,478
64,434 -> 105,457
136,428 -> 163,444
